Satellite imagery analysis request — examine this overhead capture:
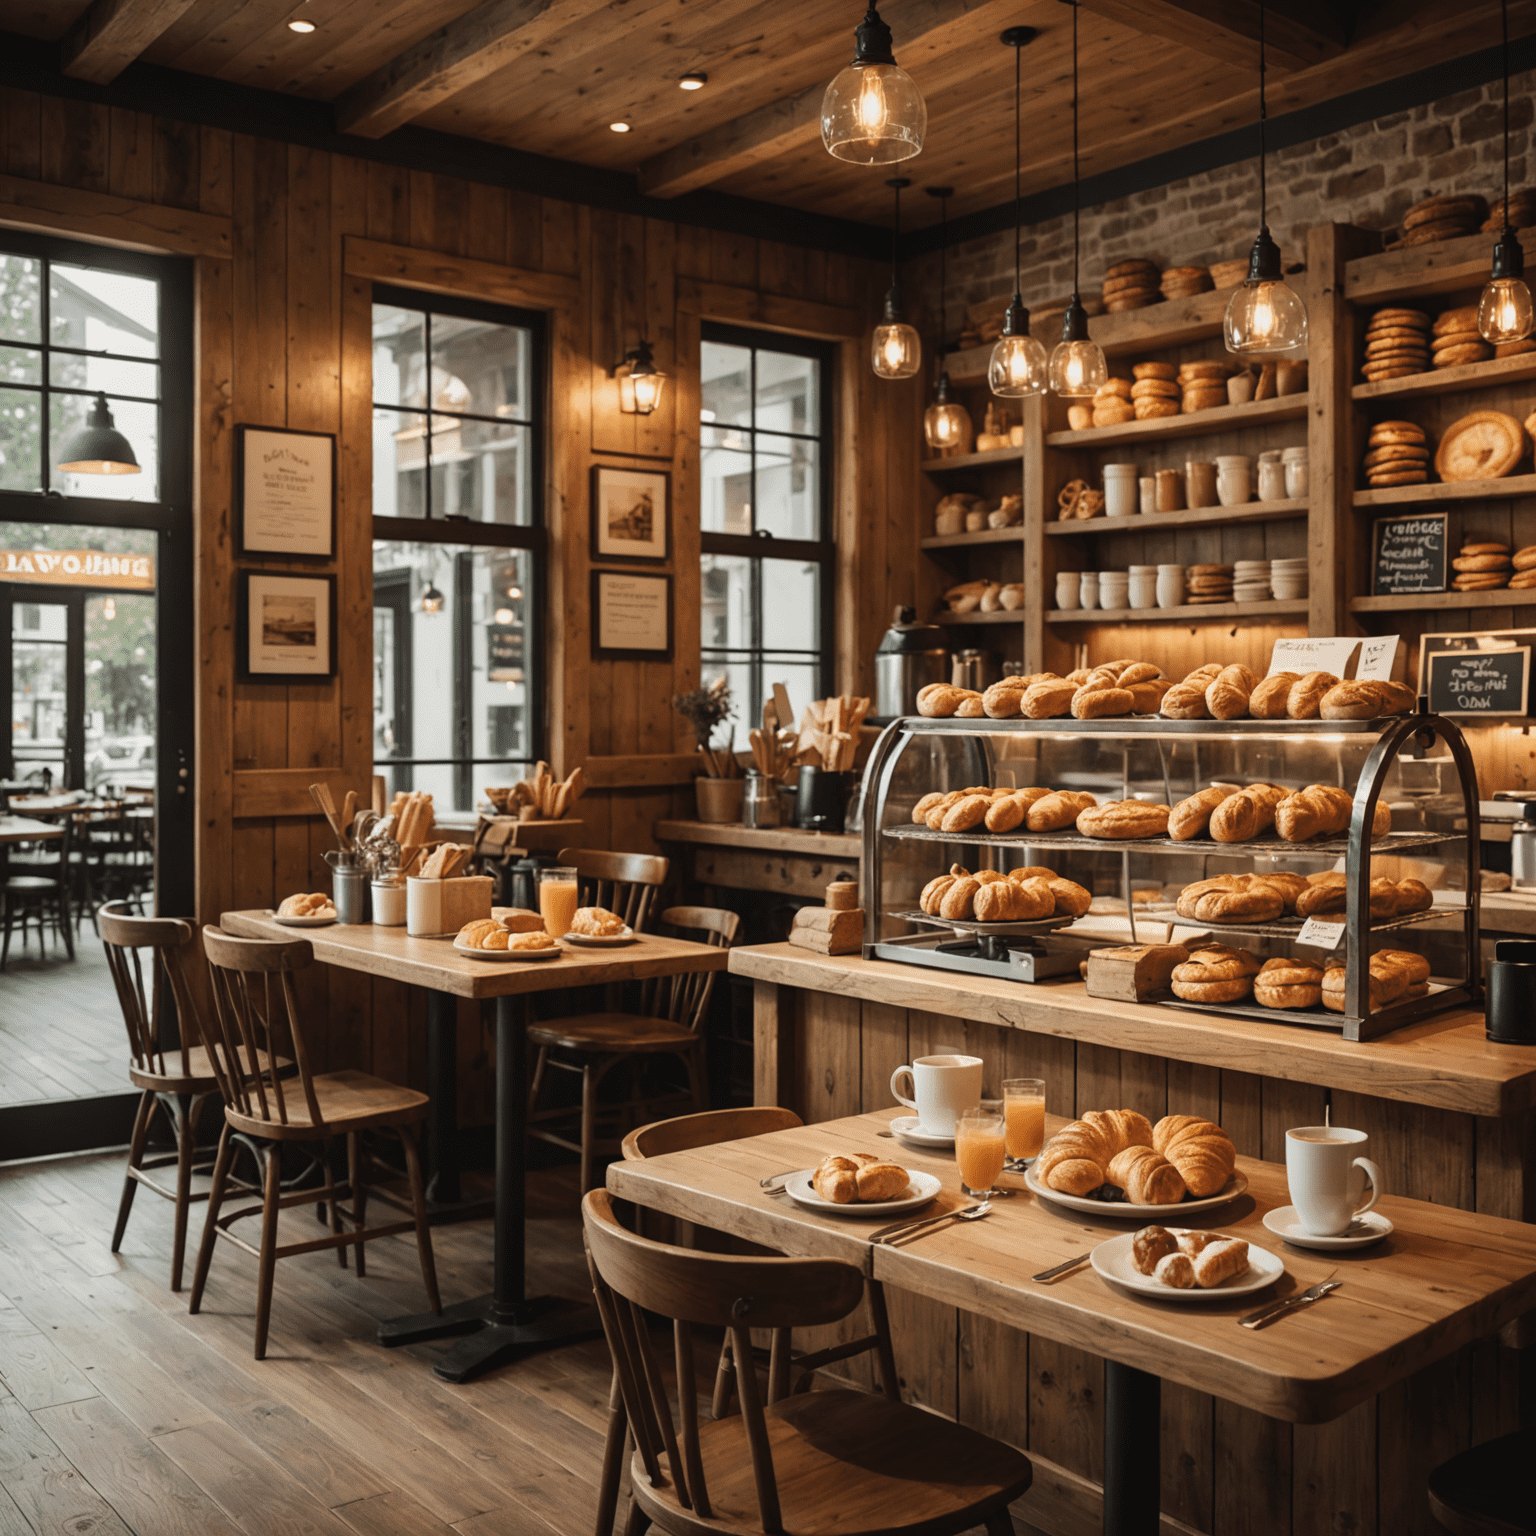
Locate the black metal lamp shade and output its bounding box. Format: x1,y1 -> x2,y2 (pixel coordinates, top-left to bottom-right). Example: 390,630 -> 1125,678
56,392 -> 140,475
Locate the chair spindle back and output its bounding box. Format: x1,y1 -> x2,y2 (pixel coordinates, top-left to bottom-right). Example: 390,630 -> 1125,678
622,1105 -> 802,1162
633,905 -> 739,1032
555,847 -> 669,932
99,903 -> 201,1077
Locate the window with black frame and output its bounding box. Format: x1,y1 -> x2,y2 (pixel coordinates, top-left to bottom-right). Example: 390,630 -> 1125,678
699,323 -> 833,727
370,285 -> 544,812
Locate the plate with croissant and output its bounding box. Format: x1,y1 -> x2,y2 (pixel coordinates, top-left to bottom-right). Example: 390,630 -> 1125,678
1091,1226 -> 1282,1302
453,921 -> 563,961
783,1154 -> 941,1216
561,906 -> 635,946
273,893 -> 337,926
1024,1109 -> 1247,1218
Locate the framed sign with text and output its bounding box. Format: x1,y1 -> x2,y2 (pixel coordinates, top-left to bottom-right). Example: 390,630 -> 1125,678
235,425 -> 337,560
592,570 -> 672,659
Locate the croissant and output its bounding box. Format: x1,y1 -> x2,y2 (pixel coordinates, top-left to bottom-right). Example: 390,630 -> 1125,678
1152,1115 -> 1237,1198
812,1155 -> 861,1203
1079,1108 -> 1154,1155
1209,784 -> 1284,843
1107,1145 -> 1187,1205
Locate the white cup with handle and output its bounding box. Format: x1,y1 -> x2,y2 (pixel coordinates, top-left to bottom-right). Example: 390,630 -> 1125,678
1285,1126 -> 1384,1236
890,1054 -> 984,1139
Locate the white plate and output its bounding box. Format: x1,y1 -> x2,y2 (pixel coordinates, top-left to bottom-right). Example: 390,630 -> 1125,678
271,909 -> 336,927
452,938 -> 563,962
781,1167 -> 942,1217
561,926 -> 636,946
1025,1164 -> 1248,1219
1091,1231 -> 1284,1302
1262,1204 -> 1393,1250
888,1115 -> 955,1149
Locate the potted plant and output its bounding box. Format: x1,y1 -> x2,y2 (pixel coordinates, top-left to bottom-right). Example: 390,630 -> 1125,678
672,677 -> 743,823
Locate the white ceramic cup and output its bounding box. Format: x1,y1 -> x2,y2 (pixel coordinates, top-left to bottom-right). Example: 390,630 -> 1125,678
1103,464 -> 1139,518
1216,454 -> 1251,507
1138,476 -> 1157,515
1285,1126 -> 1384,1236
1079,572 -> 1100,610
1128,572 -> 1158,609
1285,459 -> 1309,498
1055,573 -> 1080,610
890,1054 -> 985,1138
1155,564 -> 1186,608
1257,459 -> 1287,502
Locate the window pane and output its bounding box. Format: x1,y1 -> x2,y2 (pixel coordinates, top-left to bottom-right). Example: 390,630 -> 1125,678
50,394 -> 158,501
430,416 -> 532,525
701,552 -> 753,652
701,340 -> 751,428
0,256 -> 40,344
760,559 -> 820,651
0,345 -> 38,383
700,426 -> 753,535
754,434 -> 819,541
431,313 -> 531,420
51,354 -> 158,398
373,304 -> 425,409
759,657 -> 821,719
373,408 -> 429,519
0,386 -> 40,490
50,266 -> 158,358
755,349 -> 818,435
700,652 -> 754,733
86,590 -> 156,792
12,599 -> 67,785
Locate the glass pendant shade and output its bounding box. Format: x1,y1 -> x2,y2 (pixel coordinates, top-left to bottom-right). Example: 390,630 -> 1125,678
56,391 -> 140,475
821,7 -> 926,164
1047,298 -> 1107,398
924,374 -> 968,450
420,582 -> 445,614
1480,231 -> 1533,343
618,339 -> 667,415
988,296 -> 1047,397
1225,229 -> 1307,354
872,284 -> 921,379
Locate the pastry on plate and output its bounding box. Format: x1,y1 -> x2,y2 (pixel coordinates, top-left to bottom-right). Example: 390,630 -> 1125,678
569,906 -> 627,936
278,892 -> 334,918
811,1153 -> 910,1203
492,906 -> 546,933
510,930 -> 560,952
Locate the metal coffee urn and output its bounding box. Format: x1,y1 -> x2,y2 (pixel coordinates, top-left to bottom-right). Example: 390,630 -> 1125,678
874,605 -> 949,720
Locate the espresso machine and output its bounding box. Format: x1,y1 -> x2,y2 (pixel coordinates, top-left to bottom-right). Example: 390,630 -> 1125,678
874,606 -> 949,721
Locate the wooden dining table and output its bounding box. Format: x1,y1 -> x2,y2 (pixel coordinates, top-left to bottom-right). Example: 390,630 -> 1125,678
0,815 -> 64,846
221,909 -> 729,1383
607,1107 -> 1536,1536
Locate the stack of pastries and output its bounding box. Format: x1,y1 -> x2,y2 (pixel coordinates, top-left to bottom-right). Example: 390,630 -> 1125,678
1161,664 -> 1416,722
1166,943 -> 1432,1011
919,863 -> 1091,923
977,661 -> 1172,720
1168,782 -> 1392,844
1133,1226 -> 1250,1289
1036,1109 -> 1236,1205
812,1153 -> 910,1203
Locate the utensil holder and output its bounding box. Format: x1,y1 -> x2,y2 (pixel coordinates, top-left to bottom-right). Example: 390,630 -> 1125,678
1488,939 -> 1536,1043
331,867 -> 368,925
795,767 -> 852,831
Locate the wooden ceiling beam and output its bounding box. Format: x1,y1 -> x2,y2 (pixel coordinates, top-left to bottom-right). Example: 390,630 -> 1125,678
60,0 -> 203,84
1075,0 -> 1348,72
335,0 -> 611,139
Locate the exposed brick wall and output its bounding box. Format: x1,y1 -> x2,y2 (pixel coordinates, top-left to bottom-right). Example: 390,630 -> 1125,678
910,71 -> 1536,338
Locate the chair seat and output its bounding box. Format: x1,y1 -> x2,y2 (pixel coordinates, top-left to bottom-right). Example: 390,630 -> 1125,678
1428,1431 -> 1536,1535
129,1043 -> 290,1094
5,875 -> 63,892
225,1069 -> 429,1140
632,1388 -> 1031,1535
528,1011 -> 699,1053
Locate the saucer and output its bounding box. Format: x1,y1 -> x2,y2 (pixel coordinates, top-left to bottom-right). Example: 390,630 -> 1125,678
888,1115 -> 955,1149
1262,1205 -> 1393,1250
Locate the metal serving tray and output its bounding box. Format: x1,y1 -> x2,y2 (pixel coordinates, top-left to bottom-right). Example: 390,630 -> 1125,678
883,825 -> 1462,858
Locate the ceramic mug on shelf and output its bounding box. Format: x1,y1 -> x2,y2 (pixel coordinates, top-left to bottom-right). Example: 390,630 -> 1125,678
1055,572 -> 1081,610
1257,456 -> 1287,502
1216,454 -> 1251,507
1103,463 -> 1139,518
1227,369 -> 1256,406
1128,566 -> 1159,609
1098,572 -> 1129,613
890,1054 -> 985,1139
1185,459 -> 1218,508
1079,572 -> 1100,610
1285,1126 -> 1384,1236
1156,564 -> 1186,608
1155,468 -> 1185,513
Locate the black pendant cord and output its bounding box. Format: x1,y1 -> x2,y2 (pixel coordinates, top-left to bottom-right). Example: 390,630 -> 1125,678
1259,0 -> 1268,233
1503,0 -> 1511,230
1013,34 -> 1022,298
891,181 -> 900,288
938,194 -> 948,361
1071,0 -> 1080,297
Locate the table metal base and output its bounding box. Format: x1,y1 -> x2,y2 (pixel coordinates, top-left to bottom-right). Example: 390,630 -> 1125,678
1104,1359 -> 1161,1535
378,1293 -> 600,1382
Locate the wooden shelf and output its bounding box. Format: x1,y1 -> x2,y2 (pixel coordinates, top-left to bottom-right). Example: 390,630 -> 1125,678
1042,498 -> 1307,536
1046,598 -> 1310,624
1346,227 -> 1534,306
920,526 -> 1024,550
932,608 -> 1025,625
1353,474 -> 1536,508
1352,352 -> 1536,402
1351,588 -> 1536,613
920,444 -> 1024,473
1044,394 -> 1308,450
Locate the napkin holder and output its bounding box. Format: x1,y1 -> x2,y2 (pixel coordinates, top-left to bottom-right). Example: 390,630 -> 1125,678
407,875 -> 493,938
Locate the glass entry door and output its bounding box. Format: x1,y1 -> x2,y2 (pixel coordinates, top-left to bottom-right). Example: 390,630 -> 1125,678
5,590 -> 78,788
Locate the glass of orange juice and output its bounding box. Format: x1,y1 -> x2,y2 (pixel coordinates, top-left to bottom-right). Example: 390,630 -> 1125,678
955,1107 -> 1007,1198
538,865 -> 580,938
1003,1078 -> 1046,1169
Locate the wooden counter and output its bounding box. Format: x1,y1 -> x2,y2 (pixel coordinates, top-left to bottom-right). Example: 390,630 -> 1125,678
656,818 -> 858,899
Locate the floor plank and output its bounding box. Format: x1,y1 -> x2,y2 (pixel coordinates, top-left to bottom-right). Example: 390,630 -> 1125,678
0,1387 -> 134,1536
0,1328 -> 98,1410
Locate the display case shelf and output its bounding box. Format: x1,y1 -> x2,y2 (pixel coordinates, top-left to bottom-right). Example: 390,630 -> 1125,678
1353,474 -> 1536,508
1043,498 -> 1307,536
882,824 -> 1462,859
1044,394 -> 1308,450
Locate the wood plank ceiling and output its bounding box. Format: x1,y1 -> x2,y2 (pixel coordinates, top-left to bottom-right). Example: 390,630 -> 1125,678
4,0 -> 1534,229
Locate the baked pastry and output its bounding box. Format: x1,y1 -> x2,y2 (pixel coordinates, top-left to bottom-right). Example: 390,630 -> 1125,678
1022,679 -> 1078,719
570,907 -> 626,937
1045,877 -> 1092,917
1209,784 -> 1284,843
941,794 -> 993,833
1258,872 -> 1310,914
1395,878 -> 1433,915
1170,945 -> 1261,1003
1294,872 -> 1346,919
1154,1251 -> 1197,1288
493,907 -> 546,933
1206,664 -> 1259,721
939,876 -> 981,919
1192,1238 -> 1249,1288
1035,1109 -> 1153,1195
1254,957 -> 1324,1009
1320,680 -> 1386,720
1076,800 -> 1171,839
912,792 -> 949,825
1128,678 -> 1174,714
1160,681 -> 1211,719
1133,1225 -> 1179,1275
974,878 -> 1040,922
1169,785 -> 1237,841
1286,671 -> 1340,720
1178,1230 -> 1221,1256
1274,784 -> 1354,842
509,930 -> 559,952
1073,684 -> 1135,719
917,684 -> 982,718
1176,875 -> 1285,924
1249,672 -> 1300,718
984,787 -> 1050,832
457,918 -> 501,948
1025,791 -> 1097,832
1107,1145 -> 1186,1205
1153,1114 -> 1238,1197
1436,410 -> 1525,482
278,892 -> 334,918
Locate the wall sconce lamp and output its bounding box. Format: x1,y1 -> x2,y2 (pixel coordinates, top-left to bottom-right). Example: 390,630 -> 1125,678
613,339 -> 668,415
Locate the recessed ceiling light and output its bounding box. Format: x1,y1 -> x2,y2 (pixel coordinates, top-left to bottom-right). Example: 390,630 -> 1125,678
288,17 -> 315,30
609,121 -> 631,133
679,72 -> 707,90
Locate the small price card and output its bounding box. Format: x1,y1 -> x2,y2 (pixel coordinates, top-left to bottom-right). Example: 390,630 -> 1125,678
1296,917 -> 1345,950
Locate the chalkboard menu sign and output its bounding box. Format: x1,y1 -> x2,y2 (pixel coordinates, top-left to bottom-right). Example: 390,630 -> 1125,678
1426,646 -> 1530,716
1373,512 -> 1448,594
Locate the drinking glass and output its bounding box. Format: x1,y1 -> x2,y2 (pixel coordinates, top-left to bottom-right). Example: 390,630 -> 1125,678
538,865 -> 579,938
955,1107 -> 1007,1198
1002,1078 -> 1046,1169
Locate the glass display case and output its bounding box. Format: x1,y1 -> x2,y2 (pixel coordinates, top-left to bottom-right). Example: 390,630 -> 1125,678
858,712 -> 1480,1042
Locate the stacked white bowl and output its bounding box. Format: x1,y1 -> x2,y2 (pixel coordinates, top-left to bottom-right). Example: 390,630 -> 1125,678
1232,559 -> 1272,602
1270,557 -> 1309,600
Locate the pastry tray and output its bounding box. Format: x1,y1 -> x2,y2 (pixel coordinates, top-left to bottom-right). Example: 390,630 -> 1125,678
883,825 -> 1461,858
1156,978 -> 1471,1035
893,909 -> 1079,938
1155,905 -> 1464,941
900,715 -> 1413,737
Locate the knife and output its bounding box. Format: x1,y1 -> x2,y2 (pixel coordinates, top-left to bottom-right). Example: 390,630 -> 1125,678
1033,1251 -> 1092,1282
1239,1279 -> 1341,1330
868,1203 -> 980,1243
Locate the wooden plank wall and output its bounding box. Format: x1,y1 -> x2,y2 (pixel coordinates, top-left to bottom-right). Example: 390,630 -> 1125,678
0,85 -> 918,1117
786,986 -> 1526,1536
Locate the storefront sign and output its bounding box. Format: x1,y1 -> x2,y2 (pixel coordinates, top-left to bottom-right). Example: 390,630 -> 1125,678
487,624 -> 524,680
0,548 -> 154,590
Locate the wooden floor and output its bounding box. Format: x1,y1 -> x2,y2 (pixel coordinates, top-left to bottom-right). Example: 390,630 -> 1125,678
0,928 -> 126,1105
0,1147 -> 1028,1536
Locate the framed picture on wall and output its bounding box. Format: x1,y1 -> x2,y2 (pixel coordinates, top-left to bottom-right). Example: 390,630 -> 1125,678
235,424 -> 337,559
591,465 -> 669,562
592,570 -> 672,659
237,570 -> 336,682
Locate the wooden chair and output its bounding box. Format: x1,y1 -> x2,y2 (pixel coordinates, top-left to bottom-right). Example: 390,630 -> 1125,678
555,846 -> 670,934
582,1188 -> 1031,1536
189,926 -> 441,1359
1429,1431 -> 1535,1533
597,1107 -> 902,1536
528,906 -> 738,1192
100,903 -> 282,1292
1,815 -> 73,967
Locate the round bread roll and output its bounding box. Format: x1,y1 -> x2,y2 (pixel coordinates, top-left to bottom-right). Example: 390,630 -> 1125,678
1133,361 -> 1178,381
1248,672 -> 1299,718
1073,685 -> 1135,718
1076,800 -> 1171,839
1209,784 -> 1283,843
1023,679 -> 1077,719
1435,410 -> 1525,482
1046,877 -> 1092,917
1160,681 -> 1211,719
1320,680 -> 1383,720
941,794 -> 994,833
458,919 -> 500,948
1205,664 -> 1258,721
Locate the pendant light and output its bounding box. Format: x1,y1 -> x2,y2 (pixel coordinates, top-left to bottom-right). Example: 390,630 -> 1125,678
924,185 -> 969,450
1224,1 -> 1307,354
821,4 -> 926,165
56,392 -> 140,475
1048,3 -> 1107,398
988,27 -> 1048,398
1480,0 -> 1533,344
872,177 -> 921,379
